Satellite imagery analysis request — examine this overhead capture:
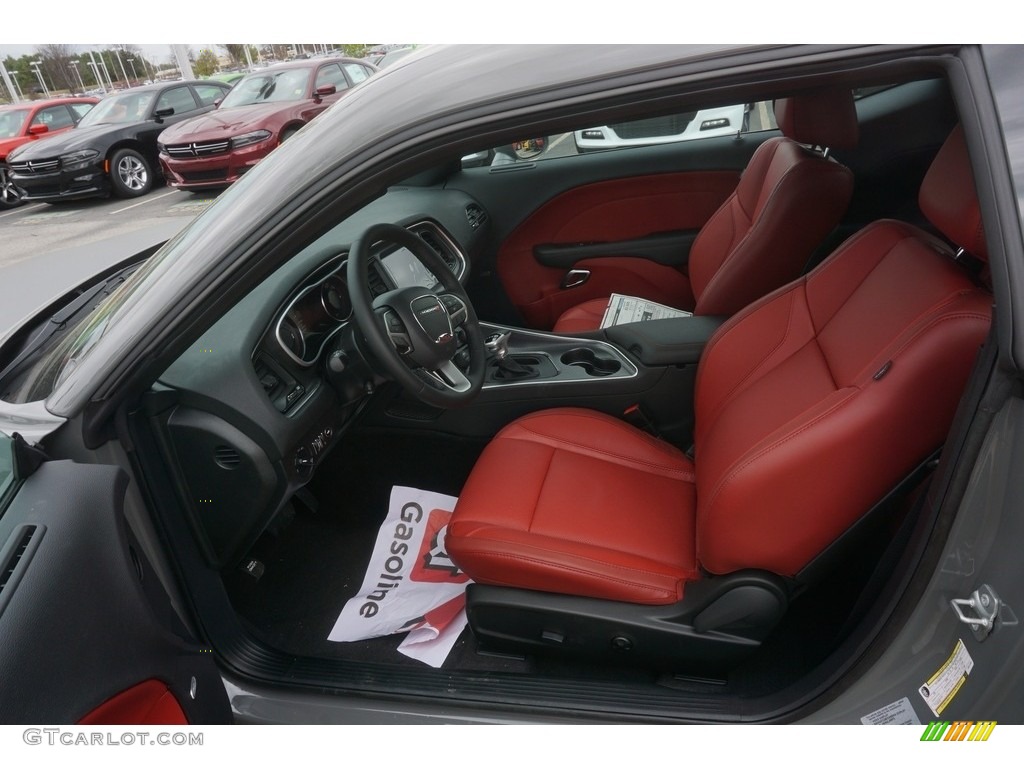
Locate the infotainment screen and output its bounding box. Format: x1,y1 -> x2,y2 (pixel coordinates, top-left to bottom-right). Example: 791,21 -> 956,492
380,247 -> 438,290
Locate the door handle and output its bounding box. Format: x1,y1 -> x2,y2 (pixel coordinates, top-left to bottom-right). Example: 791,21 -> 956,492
561,269 -> 590,289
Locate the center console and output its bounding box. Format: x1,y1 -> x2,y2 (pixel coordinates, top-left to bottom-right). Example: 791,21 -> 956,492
480,322 -> 638,387
367,315 -> 726,446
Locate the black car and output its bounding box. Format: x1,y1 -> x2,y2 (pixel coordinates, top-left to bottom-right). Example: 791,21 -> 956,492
6,80 -> 232,202
2,45 -> 1024,739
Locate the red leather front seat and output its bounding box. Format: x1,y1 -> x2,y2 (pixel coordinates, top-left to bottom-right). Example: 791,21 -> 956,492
448,125 -> 991,607
552,88 -> 858,333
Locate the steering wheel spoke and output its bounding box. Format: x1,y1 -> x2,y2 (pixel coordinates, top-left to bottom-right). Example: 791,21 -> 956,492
438,293 -> 468,326
349,223 -> 485,408
377,307 -> 413,354
428,359 -> 473,393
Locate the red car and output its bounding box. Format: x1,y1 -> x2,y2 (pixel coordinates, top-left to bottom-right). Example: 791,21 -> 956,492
0,96 -> 97,208
157,58 -> 376,191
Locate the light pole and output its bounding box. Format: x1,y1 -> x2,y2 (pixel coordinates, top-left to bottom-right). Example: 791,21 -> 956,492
0,61 -> 24,104
68,61 -> 86,94
114,48 -> 130,89
85,53 -> 107,94
126,57 -> 138,85
99,53 -> 115,90
30,61 -> 50,97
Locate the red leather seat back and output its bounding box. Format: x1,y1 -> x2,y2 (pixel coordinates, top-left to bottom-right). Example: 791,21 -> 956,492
552,88 -> 857,331
693,125 -> 991,576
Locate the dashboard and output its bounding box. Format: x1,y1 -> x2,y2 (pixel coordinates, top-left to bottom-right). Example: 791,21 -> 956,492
154,187 -> 488,568
272,220 -> 467,371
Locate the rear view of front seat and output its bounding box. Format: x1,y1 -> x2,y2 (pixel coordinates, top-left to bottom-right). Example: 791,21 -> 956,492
553,88 -> 858,333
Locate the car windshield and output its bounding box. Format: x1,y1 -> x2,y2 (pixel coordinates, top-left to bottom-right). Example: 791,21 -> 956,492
78,93 -> 154,126
0,108 -> 30,139
220,69 -> 311,108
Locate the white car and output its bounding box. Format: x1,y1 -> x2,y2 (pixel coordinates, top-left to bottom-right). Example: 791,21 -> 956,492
574,103 -> 750,152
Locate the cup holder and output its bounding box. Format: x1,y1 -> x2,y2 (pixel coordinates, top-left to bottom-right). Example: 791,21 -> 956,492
560,347 -> 622,376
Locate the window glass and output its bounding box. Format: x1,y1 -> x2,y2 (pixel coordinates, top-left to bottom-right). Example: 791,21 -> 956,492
471,101 -> 776,168
31,106 -> 75,131
194,84 -> 228,107
156,86 -> 200,116
343,63 -> 371,85
221,69 -> 312,108
0,108 -> 30,139
315,64 -> 349,92
78,92 -> 154,126
69,102 -> 94,121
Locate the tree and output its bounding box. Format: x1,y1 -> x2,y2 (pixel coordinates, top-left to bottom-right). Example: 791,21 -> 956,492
342,44 -> 373,58
222,44 -> 248,67
194,49 -> 219,78
35,43 -> 77,93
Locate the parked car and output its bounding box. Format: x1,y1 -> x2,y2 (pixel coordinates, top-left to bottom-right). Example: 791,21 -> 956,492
205,71 -> 246,86
0,97 -> 98,209
5,80 -> 232,202
156,58 -> 377,191
573,103 -> 751,152
2,45 -> 1024,734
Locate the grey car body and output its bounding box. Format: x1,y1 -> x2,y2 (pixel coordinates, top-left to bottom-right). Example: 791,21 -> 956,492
1,44 -> 1023,729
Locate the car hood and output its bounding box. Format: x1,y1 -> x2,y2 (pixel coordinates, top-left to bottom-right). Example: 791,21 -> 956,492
160,104 -> 293,142
8,122 -> 146,160
0,136 -> 29,161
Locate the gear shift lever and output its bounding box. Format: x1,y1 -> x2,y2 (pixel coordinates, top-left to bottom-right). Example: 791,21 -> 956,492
485,331 -> 536,379
485,331 -> 512,360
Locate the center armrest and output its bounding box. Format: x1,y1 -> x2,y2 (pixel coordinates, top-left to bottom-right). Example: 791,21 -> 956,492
605,316 -> 726,366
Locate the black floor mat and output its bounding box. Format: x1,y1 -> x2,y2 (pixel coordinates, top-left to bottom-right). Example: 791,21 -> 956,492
221,426 -> 914,693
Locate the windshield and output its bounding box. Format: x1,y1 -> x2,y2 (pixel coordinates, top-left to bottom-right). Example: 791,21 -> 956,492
78,92 -> 154,126
220,69 -> 311,108
0,109 -> 30,139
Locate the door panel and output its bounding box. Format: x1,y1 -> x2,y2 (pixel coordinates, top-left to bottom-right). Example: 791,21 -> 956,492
0,459 -> 229,724
450,131 -> 772,330
497,171 -> 738,328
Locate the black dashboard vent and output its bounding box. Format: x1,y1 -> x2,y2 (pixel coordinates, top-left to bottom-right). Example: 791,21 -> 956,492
0,525 -> 43,618
417,228 -> 459,274
368,264 -> 389,296
466,204 -> 487,229
214,445 -> 242,470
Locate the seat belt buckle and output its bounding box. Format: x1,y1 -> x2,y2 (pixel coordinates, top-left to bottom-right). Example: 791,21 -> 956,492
622,404 -> 660,437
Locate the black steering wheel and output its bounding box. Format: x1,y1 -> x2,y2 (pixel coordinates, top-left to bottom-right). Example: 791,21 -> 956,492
348,223 -> 486,408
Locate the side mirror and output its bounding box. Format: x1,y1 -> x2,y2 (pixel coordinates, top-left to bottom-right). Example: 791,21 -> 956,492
28,124 -> 49,136
153,107 -> 175,123
313,84 -> 336,102
213,98 -> 222,108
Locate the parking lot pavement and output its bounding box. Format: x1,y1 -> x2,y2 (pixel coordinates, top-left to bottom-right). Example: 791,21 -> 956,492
0,188 -> 221,272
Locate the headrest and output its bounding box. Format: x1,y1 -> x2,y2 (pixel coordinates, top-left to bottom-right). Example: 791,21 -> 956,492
919,125 -> 987,261
775,88 -> 859,150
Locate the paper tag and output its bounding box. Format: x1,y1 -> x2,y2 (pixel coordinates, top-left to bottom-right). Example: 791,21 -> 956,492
860,697 -> 922,725
919,638 -> 975,716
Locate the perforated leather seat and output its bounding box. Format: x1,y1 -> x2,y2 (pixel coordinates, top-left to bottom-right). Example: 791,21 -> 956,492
552,88 -> 858,334
448,126 -> 991,610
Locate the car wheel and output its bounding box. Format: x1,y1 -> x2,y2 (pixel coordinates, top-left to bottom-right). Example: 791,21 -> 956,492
279,127 -> 300,144
109,149 -> 153,199
0,165 -> 25,209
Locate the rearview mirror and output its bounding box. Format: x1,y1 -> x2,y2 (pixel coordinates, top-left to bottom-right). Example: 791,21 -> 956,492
28,124 -> 49,136
153,107 -> 175,123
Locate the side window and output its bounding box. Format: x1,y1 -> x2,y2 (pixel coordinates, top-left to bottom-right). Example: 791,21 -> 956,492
342,63 -> 371,85
30,106 -> 75,131
156,86 -> 200,116
193,84 -> 228,107
469,101 -> 776,167
69,102 -> 94,121
315,64 -> 349,92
